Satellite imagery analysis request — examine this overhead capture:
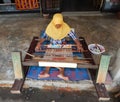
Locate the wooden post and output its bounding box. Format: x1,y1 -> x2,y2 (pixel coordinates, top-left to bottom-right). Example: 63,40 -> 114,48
11,52 -> 24,79
96,55 -> 111,83
39,0 -> 43,16
11,52 -> 24,94
11,37 -> 38,94
94,55 -> 111,101
79,37 -> 110,100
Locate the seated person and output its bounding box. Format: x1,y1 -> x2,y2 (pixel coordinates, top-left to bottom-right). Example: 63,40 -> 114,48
35,13 -> 83,81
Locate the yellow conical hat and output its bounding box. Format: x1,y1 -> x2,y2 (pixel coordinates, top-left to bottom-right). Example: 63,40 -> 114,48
45,13 -> 71,40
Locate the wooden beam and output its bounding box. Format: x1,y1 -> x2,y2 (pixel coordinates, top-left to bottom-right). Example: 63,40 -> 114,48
96,55 -> 111,83
94,83 -> 110,101
95,54 -> 111,100
11,52 -> 24,94
10,79 -> 24,94
22,60 -> 98,69
79,37 -> 96,65
38,61 -> 77,68
11,52 -> 24,79
81,37 -> 110,101
89,69 -> 110,101
24,37 -> 38,60
11,37 -> 38,94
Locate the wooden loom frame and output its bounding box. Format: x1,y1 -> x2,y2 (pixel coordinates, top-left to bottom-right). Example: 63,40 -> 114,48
11,36 -> 111,101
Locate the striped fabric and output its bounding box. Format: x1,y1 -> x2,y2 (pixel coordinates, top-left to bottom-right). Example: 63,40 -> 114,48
41,30 -> 77,45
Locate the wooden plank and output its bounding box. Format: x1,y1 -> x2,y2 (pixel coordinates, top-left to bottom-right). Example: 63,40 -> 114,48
96,55 -> 111,83
89,70 -> 110,101
11,52 -> 24,79
24,36 -> 38,75
39,61 -> 77,68
79,37 -> 96,65
22,60 -> 98,69
11,52 -> 24,94
94,83 -> 110,101
24,37 -> 38,60
11,37 -> 38,94
11,79 -> 24,94
81,37 -> 110,101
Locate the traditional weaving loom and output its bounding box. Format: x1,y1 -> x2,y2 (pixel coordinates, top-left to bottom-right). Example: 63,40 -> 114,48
31,46 -> 90,68
11,36 -> 111,101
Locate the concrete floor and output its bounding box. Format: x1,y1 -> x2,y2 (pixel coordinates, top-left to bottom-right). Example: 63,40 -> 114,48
0,87 -> 119,102
0,12 -> 120,101
0,13 -> 120,80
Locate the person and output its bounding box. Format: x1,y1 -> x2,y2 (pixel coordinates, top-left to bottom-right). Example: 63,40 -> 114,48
35,13 -> 83,81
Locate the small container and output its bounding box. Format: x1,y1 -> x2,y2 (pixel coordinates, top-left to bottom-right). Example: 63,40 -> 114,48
43,13 -> 49,19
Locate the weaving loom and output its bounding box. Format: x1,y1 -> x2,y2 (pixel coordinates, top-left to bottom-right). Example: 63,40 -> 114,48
27,44 -> 90,81
11,37 -> 110,101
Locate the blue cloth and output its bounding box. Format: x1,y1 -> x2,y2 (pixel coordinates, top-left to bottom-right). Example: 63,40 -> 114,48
27,66 -> 90,81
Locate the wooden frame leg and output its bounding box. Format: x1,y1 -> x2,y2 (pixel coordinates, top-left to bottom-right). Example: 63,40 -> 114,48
95,55 -> 111,101
11,52 -> 24,94
96,55 -> 111,83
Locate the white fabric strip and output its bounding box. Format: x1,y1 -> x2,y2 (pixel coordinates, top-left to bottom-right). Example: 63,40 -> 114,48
39,62 -> 77,68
